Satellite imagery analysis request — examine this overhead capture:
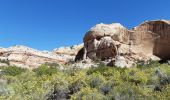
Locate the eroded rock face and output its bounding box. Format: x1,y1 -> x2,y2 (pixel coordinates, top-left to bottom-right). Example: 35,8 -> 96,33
0,45 -> 81,69
53,44 -> 84,62
53,44 -> 83,56
133,20 -> 170,59
83,23 -> 130,61
79,19 -> 170,67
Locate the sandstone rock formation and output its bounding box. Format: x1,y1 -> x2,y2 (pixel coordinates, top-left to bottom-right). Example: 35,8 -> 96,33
0,45 -> 82,69
1,19 -> 169,69
132,20 -> 170,59
78,19 -> 170,67
53,43 -> 83,60
83,23 -> 130,61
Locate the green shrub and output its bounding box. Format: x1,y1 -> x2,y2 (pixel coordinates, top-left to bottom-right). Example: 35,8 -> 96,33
4,71 -> 55,100
44,62 -> 60,68
87,73 -> 106,88
33,65 -> 58,76
71,87 -> 107,100
107,82 -> 153,100
2,66 -> 27,76
87,65 -> 110,75
122,68 -> 148,85
1,61 -> 170,99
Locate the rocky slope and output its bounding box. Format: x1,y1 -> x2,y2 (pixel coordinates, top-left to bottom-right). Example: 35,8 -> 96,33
0,44 -> 83,68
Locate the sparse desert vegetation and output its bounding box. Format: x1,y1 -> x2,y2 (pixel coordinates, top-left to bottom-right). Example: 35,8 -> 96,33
0,61 -> 170,100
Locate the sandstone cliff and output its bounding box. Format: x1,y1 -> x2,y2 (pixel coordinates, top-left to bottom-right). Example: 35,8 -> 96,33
132,20 -> 170,59
78,19 -> 170,67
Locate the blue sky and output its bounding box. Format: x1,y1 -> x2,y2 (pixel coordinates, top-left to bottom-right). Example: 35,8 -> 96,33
0,0 -> 170,50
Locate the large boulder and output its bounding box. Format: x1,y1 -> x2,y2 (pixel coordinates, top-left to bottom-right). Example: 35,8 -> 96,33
84,23 -> 130,43
83,23 -> 130,61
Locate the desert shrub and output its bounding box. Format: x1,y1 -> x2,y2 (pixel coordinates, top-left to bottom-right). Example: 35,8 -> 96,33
2,66 -> 27,76
123,68 -> 148,85
71,87 -> 107,100
87,64 -> 112,76
86,73 -> 106,88
68,71 -> 87,93
100,82 -> 113,95
47,75 -> 70,100
1,61 -> 170,99
0,79 -> 14,97
49,78 -> 86,100
33,64 -> 58,76
87,67 -> 122,86
64,66 -> 83,76
137,60 -> 160,69
107,82 -> 153,100
159,64 -> 170,76
146,75 -> 159,85
151,84 -> 170,99
44,62 -> 60,68
48,70 -> 87,100
147,60 -> 160,67
1,71 -> 56,100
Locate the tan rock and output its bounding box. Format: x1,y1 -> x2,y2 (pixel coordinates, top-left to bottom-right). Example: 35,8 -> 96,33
0,45 -> 79,69
133,20 -> 170,59
79,19 -> 170,68
53,44 -> 83,56
83,23 -> 130,61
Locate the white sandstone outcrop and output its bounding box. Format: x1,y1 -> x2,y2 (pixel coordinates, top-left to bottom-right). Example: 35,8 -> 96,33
0,44 -> 82,69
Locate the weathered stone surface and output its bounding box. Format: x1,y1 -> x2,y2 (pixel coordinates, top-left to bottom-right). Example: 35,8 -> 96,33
83,23 -> 130,61
53,44 -> 84,62
133,20 -> 170,59
79,19 -> 170,68
114,56 -> 128,68
53,44 -> 83,56
0,45 -> 82,69
84,23 -> 130,43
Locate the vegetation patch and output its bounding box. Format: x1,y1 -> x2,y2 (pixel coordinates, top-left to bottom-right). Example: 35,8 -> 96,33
0,61 -> 170,99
